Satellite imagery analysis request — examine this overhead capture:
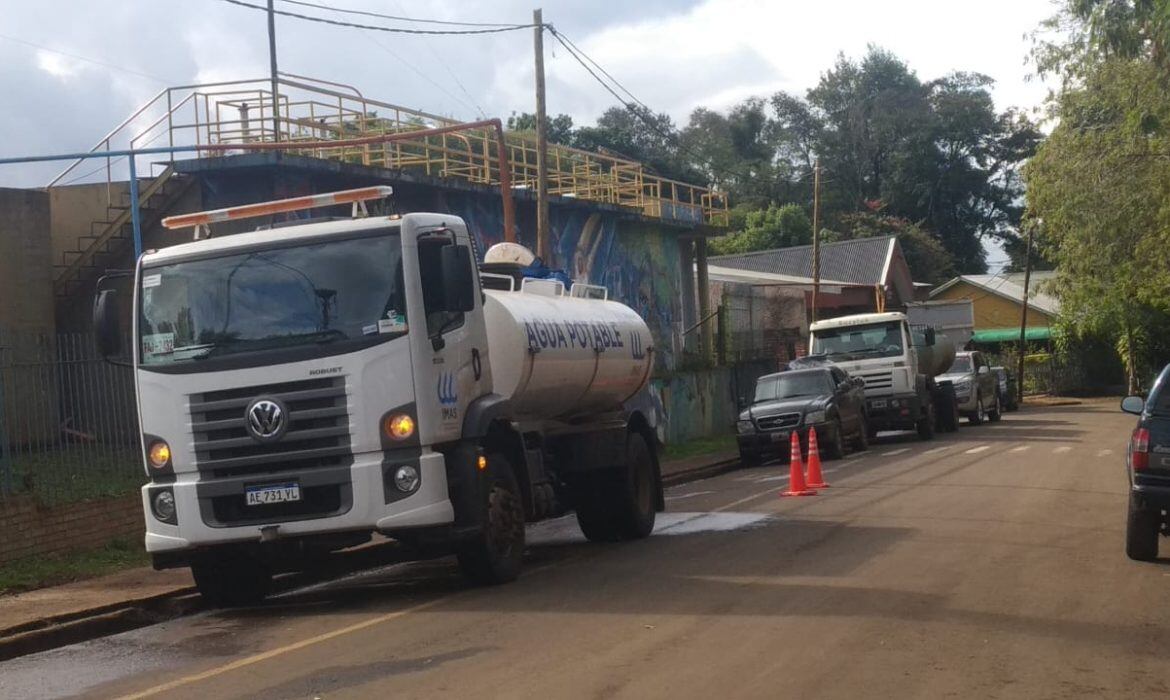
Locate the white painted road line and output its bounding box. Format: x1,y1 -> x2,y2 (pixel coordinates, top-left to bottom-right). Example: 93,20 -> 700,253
882,448 -> 911,457
1054,446 -> 1073,454
965,445 -> 991,455
924,445 -> 951,455
665,490 -> 716,501
846,452 -> 865,460
1097,449 -> 1114,457
1010,445 -> 1031,453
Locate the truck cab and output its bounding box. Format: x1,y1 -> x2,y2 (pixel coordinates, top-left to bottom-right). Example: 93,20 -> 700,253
807,312 -> 958,439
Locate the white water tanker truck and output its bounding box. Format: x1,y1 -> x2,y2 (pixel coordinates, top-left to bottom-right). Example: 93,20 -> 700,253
805,312 -> 959,439
92,187 -> 662,605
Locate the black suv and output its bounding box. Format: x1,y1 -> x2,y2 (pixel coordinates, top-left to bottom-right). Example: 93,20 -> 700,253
736,366 -> 869,465
1121,363 -> 1170,560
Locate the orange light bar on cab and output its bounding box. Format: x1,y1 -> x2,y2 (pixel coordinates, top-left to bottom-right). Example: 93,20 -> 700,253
161,186 -> 394,230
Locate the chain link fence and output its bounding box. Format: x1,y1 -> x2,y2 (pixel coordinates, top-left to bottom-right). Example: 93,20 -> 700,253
0,330 -> 141,505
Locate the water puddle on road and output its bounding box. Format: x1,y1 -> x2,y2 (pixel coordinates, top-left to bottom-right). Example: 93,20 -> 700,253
527,511 -> 772,546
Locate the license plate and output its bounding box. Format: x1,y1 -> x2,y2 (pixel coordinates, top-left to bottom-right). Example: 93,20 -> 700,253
771,431 -> 790,443
871,399 -> 888,409
245,483 -> 301,506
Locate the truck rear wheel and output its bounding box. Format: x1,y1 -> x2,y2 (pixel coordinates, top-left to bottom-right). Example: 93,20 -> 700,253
457,453 -> 526,585
575,432 -> 656,542
1126,492 -> 1160,562
191,548 -> 272,607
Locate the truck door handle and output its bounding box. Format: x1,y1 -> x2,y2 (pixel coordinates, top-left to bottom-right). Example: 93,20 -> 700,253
472,348 -> 482,380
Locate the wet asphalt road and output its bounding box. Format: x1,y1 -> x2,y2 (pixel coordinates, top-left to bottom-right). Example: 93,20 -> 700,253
3,400 -> 1166,699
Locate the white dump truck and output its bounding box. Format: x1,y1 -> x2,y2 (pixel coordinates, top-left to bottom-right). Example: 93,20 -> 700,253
93,187 -> 663,605
805,312 -> 959,439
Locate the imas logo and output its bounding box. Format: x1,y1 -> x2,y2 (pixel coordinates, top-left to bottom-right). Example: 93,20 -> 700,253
437,372 -> 459,421
630,331 -> 647,360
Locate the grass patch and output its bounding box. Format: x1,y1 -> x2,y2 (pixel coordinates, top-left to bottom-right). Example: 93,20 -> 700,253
661,433 -> 736,462
0,537 -> 149,596
3,447 -> 143,506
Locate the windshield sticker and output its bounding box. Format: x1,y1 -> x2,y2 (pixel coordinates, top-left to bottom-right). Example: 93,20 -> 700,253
142,332 -> 174,359
378,315 -> 407,334
362,323 -> 379,336
142,274 -> 162,289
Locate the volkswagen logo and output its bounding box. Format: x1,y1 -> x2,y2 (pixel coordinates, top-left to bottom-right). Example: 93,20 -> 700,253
245,398 -> 288,442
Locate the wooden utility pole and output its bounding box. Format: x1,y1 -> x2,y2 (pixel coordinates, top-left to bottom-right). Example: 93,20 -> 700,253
267,0 -> 280,142
533,9 -> 550,260
1016,223 -> 1034,405
810,159 -> 822,322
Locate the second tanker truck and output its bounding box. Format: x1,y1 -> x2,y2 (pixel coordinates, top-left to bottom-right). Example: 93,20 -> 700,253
93,187 -> 663,605
806,312 -> 960,439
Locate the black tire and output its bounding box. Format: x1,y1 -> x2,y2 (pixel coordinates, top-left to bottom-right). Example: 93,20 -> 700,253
917,398 -> 936,440
823,420 -> 846,460
575,433 -> 657,542
457,453 -> 526,585
936,388 -> 960,433
191,549 -> 272,607
739,449 -> 761,467
968,396 -> 985,426
854,415 -> 870,452
1126,492 -> 1160,562
988,392 -> 1003,423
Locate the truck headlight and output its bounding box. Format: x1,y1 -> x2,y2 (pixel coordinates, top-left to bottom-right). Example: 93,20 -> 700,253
955,380 -> 971,393
151,488 -> 177,524
393,465 -> 420,493
736,420 -> 755,434
805,410 -> 827,424
147,440 -> 171,470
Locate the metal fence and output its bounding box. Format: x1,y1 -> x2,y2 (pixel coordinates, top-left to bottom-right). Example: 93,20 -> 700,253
0,330 -> 141,504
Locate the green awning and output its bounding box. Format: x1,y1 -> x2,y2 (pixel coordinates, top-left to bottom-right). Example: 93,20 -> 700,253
971,327 -> 1052,343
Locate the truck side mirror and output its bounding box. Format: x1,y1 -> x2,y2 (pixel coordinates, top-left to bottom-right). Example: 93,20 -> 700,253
440,244 -> 475,312
94,288 -> 122,359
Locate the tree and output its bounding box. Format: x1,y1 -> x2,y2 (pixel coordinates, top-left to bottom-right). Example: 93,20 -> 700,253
573,105 -> 701,182
1025,57 -> 1170,391
506,112 -> 576,146
708,203 -> 813,255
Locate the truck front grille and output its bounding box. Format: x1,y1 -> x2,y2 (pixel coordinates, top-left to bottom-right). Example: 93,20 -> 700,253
857,370 -> 893,391
755,413 -> 801,431
189,377 -> 352,477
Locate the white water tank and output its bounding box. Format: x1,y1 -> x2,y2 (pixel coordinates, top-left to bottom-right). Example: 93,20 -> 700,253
483,286 -> 654,419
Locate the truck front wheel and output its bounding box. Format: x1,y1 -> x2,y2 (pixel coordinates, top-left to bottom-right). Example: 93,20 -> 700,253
191,548 -> 272,607
575,432 -> 657,542
457,453 -> 526,585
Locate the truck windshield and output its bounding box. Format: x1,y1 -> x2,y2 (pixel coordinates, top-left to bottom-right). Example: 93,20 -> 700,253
755,372 -> 832,403
947,356 -> 973,373
138,232 -> 406,366
811,321 -> 904,360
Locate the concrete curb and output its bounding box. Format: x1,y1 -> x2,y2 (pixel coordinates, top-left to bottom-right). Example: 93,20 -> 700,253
0,452 -> 742,662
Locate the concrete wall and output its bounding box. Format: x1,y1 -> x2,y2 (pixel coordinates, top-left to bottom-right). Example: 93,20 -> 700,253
48,181 -> 130,271
711,279 -> 806,363
932,281 -> 1054,331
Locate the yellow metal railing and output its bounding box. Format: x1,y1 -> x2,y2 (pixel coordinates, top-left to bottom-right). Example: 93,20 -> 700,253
49,74 -> 729,227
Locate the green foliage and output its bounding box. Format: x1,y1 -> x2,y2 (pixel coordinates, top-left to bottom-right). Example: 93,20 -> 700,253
0,537 -> 148,596
507,111 -> 577,146
708,203 -> 812,255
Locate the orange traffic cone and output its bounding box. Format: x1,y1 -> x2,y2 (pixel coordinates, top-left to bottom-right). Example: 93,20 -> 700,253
782,431 -> 817,497
805,427 -> 830,488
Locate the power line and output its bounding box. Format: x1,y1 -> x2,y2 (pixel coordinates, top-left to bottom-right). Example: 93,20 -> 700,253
386,0 -> 487,118
358,31 -> 479,118
0,33 -> 173,83
217,0 -> 536,35
276,0 -> 524,28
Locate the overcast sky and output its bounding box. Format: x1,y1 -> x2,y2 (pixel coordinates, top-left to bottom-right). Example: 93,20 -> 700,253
0,0 -> 1058,266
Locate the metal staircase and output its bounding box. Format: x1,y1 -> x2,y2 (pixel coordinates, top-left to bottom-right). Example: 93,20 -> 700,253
52,166 -> 195,300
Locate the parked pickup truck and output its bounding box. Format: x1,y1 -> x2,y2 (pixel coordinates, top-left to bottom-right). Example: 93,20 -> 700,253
939,351 -> 1002,424
736,365 -> 869,465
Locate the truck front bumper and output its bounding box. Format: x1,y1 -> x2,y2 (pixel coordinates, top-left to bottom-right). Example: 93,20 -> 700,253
142,450 -> 455,555
865,394 -> 921,432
